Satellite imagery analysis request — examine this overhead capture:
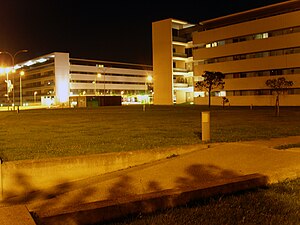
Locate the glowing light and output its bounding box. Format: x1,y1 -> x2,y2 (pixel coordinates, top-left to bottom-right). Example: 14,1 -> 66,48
147,75 -> 153,82
5,67 -> 12,73
24,61 -> 35,66
0,67 -> 13,74
36,58 -> 47,63
56,78 -> 69,103
14,64 -> 22,70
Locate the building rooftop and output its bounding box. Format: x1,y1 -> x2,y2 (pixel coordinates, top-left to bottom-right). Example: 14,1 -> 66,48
198,0 -> 300,30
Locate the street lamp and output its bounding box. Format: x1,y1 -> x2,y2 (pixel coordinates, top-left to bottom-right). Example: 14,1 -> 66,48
97,65 -> 106,96
1,67 -> 12,108
94,73 -> 101,95
19,70 -> 25,106
97,64 -> 110,105
0,50 -> 28,109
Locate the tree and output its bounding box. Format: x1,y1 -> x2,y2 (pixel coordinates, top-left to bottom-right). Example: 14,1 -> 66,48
265,77 -> 293,116
195,71 -> 225,107
222,97 -> 229,109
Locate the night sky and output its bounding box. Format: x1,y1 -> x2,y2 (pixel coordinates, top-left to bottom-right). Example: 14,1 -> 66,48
0,0 -> 288,66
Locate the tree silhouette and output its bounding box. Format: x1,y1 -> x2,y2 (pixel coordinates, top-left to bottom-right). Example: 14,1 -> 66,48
265,77 -> 293,116
195,71 -> 225,107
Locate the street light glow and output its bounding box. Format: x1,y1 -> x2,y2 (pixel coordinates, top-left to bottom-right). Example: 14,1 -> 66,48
0,67 -> 13,74
20,70 -> 25,106
147,75 -> 153,82
0,50 -> 28,108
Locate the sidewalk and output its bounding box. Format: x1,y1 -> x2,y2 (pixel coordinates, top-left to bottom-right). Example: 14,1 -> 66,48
2,136 -> 300,224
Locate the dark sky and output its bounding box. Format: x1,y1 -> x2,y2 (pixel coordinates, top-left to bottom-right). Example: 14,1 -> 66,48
0,0 -> 288,65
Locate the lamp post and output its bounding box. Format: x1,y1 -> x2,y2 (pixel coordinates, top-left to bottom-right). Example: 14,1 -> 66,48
94,73 -> 101,95
0,50 -> 28,109
97,65 -> 106,96
19,70 -> 25,106
97,64 -> 110,105
92,80 -> 96,95
4,68 -> 11,108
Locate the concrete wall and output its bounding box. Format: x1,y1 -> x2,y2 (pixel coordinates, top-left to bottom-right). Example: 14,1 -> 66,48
54,52 -> 70,105
176,91 -> 186,104
0,146 -> 196,200
152,19 -> 173,105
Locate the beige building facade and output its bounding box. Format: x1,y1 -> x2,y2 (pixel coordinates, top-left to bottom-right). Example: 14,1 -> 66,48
152,19 -> 195,105
152,1 -> 300,106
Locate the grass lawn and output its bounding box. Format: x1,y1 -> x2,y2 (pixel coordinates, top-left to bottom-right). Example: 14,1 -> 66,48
101,178 -> 300,225
0,105 -> 300,161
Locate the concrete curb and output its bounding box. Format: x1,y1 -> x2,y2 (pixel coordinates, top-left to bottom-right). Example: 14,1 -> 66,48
35,173 -> 268,225
0,144 -> 205,200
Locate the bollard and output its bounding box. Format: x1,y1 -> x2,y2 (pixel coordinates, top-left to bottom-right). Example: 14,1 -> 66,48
202,111 -> 210,142
0,158 -> 2,200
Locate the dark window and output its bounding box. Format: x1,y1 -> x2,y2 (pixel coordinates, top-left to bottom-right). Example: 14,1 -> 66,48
172,29 -> 179,37
240,73 -> 247,78
233,73 -> 240,78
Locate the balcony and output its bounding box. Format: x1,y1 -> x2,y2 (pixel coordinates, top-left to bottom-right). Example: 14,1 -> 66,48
174,82 -> 189,88
173,36 -> 188,43
173,52 -> 187,58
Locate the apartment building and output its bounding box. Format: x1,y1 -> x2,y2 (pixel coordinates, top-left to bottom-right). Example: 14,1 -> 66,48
152,19 -> 196,105
152,0 -> 300,106
0,52 -> 153,107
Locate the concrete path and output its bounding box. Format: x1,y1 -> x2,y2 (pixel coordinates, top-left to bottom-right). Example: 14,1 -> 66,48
0,205 -> 36,225
2,136 -> 300,224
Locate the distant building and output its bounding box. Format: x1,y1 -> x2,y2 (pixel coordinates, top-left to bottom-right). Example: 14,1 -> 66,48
0,52 -> 153,107
152,0 -> 300,106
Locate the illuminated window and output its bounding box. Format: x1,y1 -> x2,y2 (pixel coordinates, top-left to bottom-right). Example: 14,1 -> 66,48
212,42 -> 217,47
263,32 -> 268,38
214,91 -> 226,97
255,32 -> 268,40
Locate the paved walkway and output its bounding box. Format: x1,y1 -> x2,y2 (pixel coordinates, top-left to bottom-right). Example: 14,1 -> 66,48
13,136 -> 300,210
1,136 -> 300,224
0,205 -> 36,225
